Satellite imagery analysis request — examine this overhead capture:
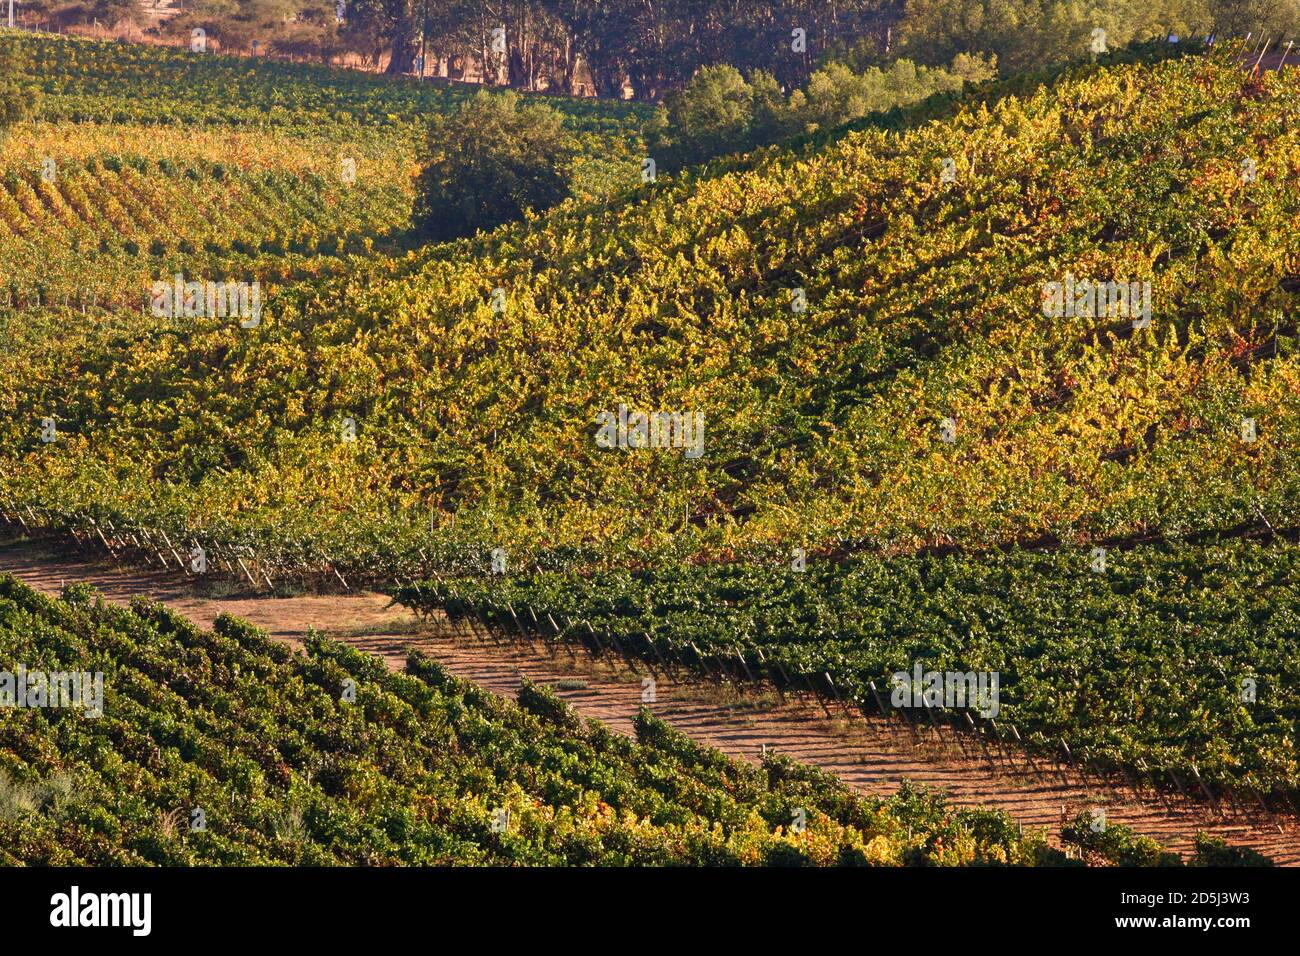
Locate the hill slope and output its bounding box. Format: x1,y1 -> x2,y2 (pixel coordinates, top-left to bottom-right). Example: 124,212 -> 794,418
4,47 -> 1298,567
0,32 -> 643,317
3,45 -> 1300,806
0,574 -> 1075,866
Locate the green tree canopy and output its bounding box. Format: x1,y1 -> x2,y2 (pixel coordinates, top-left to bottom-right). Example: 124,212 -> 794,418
413,89 -> 579,242
646,54 -> 996,172
644,64 -> 757,171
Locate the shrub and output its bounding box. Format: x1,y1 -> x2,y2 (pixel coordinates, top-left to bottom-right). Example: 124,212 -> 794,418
1192,832 -> 1274,867
412,90 -> 579,242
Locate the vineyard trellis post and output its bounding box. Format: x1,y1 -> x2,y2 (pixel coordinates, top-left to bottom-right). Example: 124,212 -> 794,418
733,645 -> 755,685
605,629 -> 637,675
470,606 -> 501,647
802,671 -> 832,718
1166,769 -> 1195,810
1008,724 -> 1044,781
645,633 -> 671,680
920,701 -> 948,751
1189,764 -> 1221,816
552,612 -> 578,663
753,648 -> 782,703
823,672 -> 852,718
584,621 -> 611,667
964,712 -> 997,771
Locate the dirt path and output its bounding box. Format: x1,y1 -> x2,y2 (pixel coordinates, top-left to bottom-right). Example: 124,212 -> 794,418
4,537 -> 1298,864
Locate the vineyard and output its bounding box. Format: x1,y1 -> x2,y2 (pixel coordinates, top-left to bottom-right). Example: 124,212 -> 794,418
0,32 -> 643,316
4,44 -> 1298,571
397,537 -> 1300,807
2,32 -> 1299,867
0,574 -> 1101,866
6,32 -> 645,133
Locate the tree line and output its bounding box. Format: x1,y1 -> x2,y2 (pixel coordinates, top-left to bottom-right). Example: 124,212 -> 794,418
353,0 -> 897,95
19,0 -> 1299,99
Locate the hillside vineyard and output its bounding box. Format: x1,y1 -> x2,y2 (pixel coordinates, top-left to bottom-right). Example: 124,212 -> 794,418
1,29 -> 1297,882
6,48 -> 1296,573
0,574 -> 1090,866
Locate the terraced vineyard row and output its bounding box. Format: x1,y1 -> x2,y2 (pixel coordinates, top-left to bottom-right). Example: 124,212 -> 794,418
6,32 -> 649,135
0,149 -> 411,309
396,536 -> 1300,806
0,574 -> 1097,866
